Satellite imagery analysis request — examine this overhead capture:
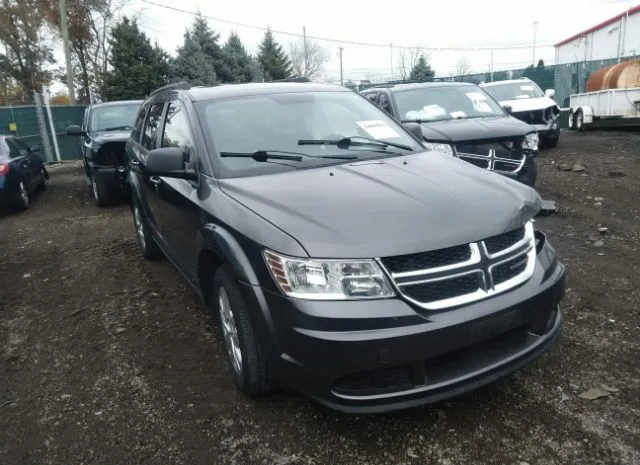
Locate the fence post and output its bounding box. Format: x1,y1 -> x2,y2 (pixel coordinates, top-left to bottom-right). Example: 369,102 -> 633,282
33,92 -> 54,163
43,91 -> 61,161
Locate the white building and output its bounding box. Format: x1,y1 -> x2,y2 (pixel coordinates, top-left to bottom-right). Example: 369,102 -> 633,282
555,5 -> 640,65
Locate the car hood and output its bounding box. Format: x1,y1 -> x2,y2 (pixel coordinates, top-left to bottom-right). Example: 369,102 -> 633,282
89,130 -> 132,148
499,97 -> 559,112
419,116 -> 533,143
218,151 -> 543,259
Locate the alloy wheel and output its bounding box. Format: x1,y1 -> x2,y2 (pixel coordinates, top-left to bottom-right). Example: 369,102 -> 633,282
218,287 -> 243,375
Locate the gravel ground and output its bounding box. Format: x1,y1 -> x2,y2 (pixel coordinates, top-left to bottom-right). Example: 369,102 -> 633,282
1,130 -> 640,465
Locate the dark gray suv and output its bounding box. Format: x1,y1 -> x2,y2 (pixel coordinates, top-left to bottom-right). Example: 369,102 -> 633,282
126,81 -> 565,413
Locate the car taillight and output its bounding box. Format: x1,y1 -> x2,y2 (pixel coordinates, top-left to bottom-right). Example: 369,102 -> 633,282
0,164 -> 8,175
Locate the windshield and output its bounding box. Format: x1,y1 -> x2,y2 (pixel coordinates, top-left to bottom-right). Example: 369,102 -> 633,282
197,91 -> 423,178
483,82 -> 544,101
394,86 -> 505,123
89,103 -> 140,132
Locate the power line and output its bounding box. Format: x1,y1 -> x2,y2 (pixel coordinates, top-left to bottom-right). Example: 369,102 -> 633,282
140,0 -> 555,51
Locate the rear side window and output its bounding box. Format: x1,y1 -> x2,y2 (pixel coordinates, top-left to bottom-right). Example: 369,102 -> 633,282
378,93 -> 392,115
141,102 -> 165,150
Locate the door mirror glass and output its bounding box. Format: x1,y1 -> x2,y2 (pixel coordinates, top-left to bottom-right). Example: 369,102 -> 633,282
146,146 -> 197,180
545,89 -> 556,98
502,104 -> 513,114
403,122 -> 424,140
66,125 -> 85,136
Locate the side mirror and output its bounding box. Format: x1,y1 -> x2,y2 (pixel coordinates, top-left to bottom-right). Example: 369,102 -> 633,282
502,104 -> 513,114
545,89 -> 556,98
146,146 -> 197,181
66,124 -> 85,136
403,122 -> 424,140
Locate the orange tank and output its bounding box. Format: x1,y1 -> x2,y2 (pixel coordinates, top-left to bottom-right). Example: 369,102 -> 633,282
586,59 -> 640,91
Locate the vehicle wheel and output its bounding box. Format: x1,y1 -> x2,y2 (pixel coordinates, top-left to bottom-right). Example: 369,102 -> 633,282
211,265 -> 277,395
574,109 -> 585,132
567,110 -> 575,130
13,180 -> 30,210
545,131 -> 560,149
38,168 -> 47,191
91,172 -> 118,207
517,157 -> 538,188
131,201 -> 164,260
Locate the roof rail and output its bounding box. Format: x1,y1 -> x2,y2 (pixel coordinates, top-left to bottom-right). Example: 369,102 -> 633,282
268,77 -> 311,83
149,81 -> 191,96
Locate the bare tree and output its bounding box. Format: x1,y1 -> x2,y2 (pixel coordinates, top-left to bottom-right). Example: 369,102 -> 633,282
453,56 -> 472,78
289,38 -> 328,80
397,47 -> 425,80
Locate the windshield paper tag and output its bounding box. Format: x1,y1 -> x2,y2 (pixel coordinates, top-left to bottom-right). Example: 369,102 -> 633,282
465,92 -> 492,113
520,85 -> 534,90
356,120 -> 401,139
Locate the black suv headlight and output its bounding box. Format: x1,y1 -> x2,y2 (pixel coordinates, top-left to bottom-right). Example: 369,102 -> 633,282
264,250 -> 395,300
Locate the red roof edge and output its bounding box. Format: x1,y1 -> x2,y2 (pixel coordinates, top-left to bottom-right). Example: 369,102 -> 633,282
554,4 -> 640,47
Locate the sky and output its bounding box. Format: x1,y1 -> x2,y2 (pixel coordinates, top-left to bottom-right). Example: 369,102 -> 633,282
52,0 -> 640,89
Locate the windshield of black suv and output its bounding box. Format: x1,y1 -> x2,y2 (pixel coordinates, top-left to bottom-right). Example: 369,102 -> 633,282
89,103 -> 140,133
395,85 -> 505,123
197,91 -> 424,178
483,81 -> 545,101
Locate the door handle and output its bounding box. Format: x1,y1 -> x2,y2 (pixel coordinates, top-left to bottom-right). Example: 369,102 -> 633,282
149,176 -> 162,186
130,159 -> 140,166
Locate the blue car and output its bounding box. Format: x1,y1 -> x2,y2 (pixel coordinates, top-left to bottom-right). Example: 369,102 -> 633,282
0,135 -> 48,211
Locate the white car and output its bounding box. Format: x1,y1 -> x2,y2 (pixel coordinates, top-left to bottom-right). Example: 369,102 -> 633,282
481,78 -> 560,148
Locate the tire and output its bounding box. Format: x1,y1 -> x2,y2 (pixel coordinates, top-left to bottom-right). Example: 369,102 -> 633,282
545,132 -> 560,149
567,110 -> 575,130
38,168 -> 47,191
131,201 -> 164,260
13,180 -> 30,211
91,171 -> 119,207
211,265 -> 276,396
517,157 -> 538,188
574,109 -> 585,132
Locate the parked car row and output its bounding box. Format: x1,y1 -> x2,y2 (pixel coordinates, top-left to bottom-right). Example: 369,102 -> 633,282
63,80 -> 565,414
0,135 -> 48,212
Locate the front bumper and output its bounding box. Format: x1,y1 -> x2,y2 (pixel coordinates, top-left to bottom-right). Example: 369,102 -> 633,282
253,239 -> 565,413
531,121 -> 560,138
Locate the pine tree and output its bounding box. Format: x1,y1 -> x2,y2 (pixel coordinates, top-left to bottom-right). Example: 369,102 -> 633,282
257,29 -> 291,81
171,31 -> 217,86
409,55 -> 435,82
102,17 -> 170,101
220,32 -> 253,83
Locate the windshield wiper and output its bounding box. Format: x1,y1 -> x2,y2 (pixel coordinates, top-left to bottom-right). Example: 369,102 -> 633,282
103,125 -> 133,131
219,150 -> 357,162
298,136 -> 413,151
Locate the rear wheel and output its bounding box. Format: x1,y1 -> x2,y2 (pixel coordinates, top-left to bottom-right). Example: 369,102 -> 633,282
38,168 -> 47,191
567,110 -> 575,130
574,109 -> 585,131
211,265 -> 277,395
13,180 -> 30,210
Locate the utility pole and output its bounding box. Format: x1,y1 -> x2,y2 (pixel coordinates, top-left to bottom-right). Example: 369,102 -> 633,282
59,0 -> 76,104
303,26 -> 308,78
338,47 -> 344,86
490,49 -> 494,82
389,43 -> 393,80
532,20 -> 539,66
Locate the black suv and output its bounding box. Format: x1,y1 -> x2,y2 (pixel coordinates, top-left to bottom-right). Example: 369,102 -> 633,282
66,100 -> 142,206
126,81 -> 565,413
361,82 -> 539,187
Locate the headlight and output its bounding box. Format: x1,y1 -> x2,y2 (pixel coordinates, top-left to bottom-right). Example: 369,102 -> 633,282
522,132 -> 539,151
422,141 -> 455,156
264,250 -> 395,300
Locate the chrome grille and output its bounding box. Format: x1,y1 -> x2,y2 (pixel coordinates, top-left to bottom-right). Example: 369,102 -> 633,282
379,222 -> 536,310
454,140 -> 526,174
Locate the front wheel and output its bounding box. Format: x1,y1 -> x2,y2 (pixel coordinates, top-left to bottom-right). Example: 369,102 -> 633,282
91,171 -> 119,207
131,201 -> 164,260
211,265 -> 277,396
574,109 -> 585,132
517,157 -> 538,188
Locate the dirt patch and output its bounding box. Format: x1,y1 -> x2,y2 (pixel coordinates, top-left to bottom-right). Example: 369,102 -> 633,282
1,132 -> 640,465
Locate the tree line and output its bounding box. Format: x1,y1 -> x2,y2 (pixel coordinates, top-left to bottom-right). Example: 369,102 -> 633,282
0,0 -> 329,104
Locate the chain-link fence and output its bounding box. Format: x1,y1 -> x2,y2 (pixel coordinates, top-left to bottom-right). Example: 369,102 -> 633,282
0,96 -> 86,162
